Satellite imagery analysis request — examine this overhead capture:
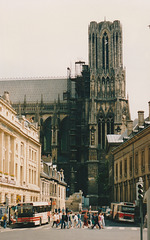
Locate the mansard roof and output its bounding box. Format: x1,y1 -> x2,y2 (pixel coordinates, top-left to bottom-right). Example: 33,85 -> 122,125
0,77 -> 67,103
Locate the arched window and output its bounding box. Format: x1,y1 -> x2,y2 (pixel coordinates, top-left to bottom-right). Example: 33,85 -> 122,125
107,116 -> 114,134
42,117 -> 52,155
96,34 -> 98,69
59,117 -> 69,153
102,32 -> 109,70
92,33 -> 95,68
98,117 -> 105,149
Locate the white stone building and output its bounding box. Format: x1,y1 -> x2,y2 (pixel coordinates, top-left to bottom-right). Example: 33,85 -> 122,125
0,92 -> 41,205
40,157 -> 66,212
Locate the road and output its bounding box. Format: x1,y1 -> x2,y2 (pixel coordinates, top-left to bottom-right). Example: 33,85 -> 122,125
0,220 -> 147,240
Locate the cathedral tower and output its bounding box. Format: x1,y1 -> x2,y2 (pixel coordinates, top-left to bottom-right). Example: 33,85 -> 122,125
87,20 -> 130,205
88,20 -> 130,149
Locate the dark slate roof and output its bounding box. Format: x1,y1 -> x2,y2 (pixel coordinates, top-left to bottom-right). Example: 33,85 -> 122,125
0,78 -> 67,103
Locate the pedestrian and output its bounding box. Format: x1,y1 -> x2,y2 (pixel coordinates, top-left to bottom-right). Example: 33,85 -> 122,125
83,211 -> 89,228
3,213 -> 7,229
57,210 -> 62,227
92,213 -> 101,229
143,213 -> 147,229
69,211 -> 73,228
56,212 -> 60,227
66,212 -> 71,229
101,213 -> 105,229
73,214 -> 78,228
98,212 -> 102,228
52,212 -> 57,228
61,212 -> 66,229
77,211 -> 82,228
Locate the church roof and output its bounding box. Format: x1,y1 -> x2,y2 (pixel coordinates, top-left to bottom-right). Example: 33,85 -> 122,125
0,78 -> 67,103
107,134 -> 123,143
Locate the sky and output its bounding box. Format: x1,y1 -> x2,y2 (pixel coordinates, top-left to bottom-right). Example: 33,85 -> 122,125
0,0 -> 149,120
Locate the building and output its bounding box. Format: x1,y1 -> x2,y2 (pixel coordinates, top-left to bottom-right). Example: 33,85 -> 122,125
40,156 -> 66,211
0,20 -> 130,206
112,102 -> 150,203
0,92 -> 41,205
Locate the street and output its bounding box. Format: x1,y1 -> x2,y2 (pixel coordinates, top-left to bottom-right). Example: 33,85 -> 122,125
0,220 -> 147,240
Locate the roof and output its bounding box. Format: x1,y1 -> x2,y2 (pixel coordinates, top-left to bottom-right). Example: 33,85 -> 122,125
107,134 -> 123,143
0,78 -> 67,103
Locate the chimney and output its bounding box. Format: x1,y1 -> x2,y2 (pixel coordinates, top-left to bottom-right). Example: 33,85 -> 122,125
126,120 -> 133,136
138,111 -> 144,126
148,101 -> 150,121
3,91 -> 10,104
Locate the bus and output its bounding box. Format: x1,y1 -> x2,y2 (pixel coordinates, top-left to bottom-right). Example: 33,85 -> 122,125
110,202 -> 135,223
16,202 -> 51,226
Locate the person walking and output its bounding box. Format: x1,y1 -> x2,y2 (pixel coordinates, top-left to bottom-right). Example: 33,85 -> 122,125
83,211 -> 89,228
66,212 -> 71,229
77,211 -> 82,228
101,213 -> 105,229
92,212 -> 101,229
61,212 -> 66,229
3,213 -> 7,229
98,212 -> 102,228
52,212 -> 57,228
73,214 -> 78,228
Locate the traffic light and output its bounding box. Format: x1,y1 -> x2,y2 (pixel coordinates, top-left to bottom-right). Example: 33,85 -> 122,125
137,183 -> 143,200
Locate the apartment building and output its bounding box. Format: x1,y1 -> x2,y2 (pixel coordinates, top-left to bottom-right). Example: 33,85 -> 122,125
112,102 -> 150,203
0,92 -> 41,205
40,158 -> 66,211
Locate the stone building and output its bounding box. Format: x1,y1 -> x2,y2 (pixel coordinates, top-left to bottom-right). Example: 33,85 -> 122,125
0,92 -> 41,205
40,156 -> 66,212
0,20 -> 130,206
112,102 -> 150,203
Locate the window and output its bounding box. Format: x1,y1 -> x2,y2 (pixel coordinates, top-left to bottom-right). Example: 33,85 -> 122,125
149,147 -> 150,171
116,163 -> 118,180
21,142 -> 24,156
135,152 -> 138,174
11,194 -> 14,204
15,163 -> 18,179
29,149 -> 31,160
124,159 -> 127,177
16,143 -> 18,152
29,169 -> 31,183
102,32 -> 109,70
120,161 -> 122,178
98,117 -> 105,149
130,156 -> 132,176
141,150 -> 145,172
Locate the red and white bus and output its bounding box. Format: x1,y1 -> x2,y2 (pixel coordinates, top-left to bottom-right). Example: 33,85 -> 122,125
16,202 -> 51,226
110,202 -> 135,223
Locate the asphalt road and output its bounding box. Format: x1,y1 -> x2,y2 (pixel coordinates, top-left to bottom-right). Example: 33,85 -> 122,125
0,220 -> 147,240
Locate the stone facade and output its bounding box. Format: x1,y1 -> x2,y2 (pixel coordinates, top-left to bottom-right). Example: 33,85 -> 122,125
0,92 -> 41,205
40,156 -> 67,212
112,103 -> 150,203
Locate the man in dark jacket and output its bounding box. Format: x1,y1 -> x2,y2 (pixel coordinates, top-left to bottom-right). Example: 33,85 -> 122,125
61,212 -> 66,229
92,213 -> 101,229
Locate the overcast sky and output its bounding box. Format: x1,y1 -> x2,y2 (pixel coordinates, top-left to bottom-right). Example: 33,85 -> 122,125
0,0 -> 149,120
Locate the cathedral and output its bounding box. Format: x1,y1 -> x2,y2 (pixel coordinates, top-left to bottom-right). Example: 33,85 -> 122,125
0,20 -> 130,206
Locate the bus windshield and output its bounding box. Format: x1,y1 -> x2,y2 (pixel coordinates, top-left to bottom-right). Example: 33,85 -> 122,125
121,206 -> 135,213
17,205 -> 33,217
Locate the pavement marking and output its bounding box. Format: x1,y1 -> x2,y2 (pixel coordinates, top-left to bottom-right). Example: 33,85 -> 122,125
131,227 -> 138,231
